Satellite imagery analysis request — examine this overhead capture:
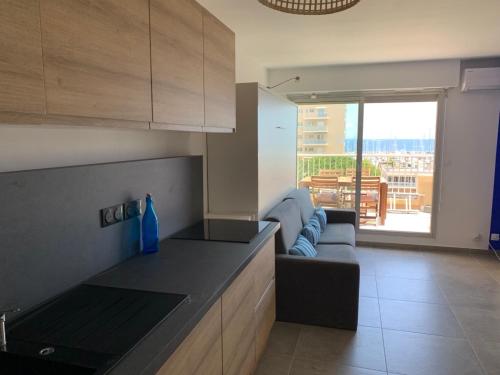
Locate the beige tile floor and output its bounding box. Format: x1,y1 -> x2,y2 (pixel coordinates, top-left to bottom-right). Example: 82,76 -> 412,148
255,247 -> 500,375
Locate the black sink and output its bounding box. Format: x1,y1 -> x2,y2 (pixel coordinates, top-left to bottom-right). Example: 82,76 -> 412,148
0,350 -> 98,375
2,285 -> 189,374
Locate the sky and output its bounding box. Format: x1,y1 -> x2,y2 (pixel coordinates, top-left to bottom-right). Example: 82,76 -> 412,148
345,102 -> 438,140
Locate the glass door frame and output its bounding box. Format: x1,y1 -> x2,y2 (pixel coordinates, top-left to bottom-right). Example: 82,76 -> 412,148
294,90 -> 447,237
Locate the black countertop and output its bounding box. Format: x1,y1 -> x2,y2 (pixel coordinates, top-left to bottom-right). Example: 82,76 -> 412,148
86,221 -> 280,375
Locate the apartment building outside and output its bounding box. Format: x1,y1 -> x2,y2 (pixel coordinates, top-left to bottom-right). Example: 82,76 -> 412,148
297,104 -> 347,154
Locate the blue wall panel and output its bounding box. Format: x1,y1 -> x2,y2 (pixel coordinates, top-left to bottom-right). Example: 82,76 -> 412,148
489,114 -> 500,251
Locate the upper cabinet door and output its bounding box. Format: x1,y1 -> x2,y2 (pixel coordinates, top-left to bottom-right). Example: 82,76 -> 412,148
0,0 -> 45,114
40,0 -> 152,121
150,0 -> 204,127
203,12 -> 236,130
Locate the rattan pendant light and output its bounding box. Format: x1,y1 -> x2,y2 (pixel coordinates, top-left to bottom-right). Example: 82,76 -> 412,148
258,0 -> 360,15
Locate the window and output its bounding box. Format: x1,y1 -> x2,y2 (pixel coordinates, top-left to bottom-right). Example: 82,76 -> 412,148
296,93 -> 444,235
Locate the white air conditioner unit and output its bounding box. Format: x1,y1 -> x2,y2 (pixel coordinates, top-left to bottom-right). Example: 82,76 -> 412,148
462,67 -> 500,92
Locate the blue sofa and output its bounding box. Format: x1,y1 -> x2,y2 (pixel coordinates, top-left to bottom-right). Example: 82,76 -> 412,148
265,188 -> 360,330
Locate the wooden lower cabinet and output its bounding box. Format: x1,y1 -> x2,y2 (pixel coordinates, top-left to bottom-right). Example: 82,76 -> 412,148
222,262 -> 257,375
156,300 -> 222,375
156,237 -> 275,375
252,239 -> 275,306
255,280 -> 276,363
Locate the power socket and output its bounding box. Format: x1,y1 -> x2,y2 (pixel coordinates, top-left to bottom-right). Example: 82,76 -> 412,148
491,233 -> 500,241
101,204 -> 124,227
124,199 -> 142,220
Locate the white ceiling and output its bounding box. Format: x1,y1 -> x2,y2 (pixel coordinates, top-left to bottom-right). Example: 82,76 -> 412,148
198,0 -> 500,69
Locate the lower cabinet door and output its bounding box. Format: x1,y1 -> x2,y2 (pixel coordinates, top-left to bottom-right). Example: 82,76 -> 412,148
253,239 -> 275,307
156,299 -> 222,375
255,279 -> 276,363
222,264 -> 256,375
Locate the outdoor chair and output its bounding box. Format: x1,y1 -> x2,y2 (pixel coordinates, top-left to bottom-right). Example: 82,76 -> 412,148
310,176 -> 340,207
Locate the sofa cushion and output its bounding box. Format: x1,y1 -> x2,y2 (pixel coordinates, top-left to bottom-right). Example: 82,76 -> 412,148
285,188 -> 316,225
318,223 -> 356,247
316,244 -> 357,264
290,235 -> 318,257
315,207 -> 327,232
265,199 -> 303,254
301,221 -> 320,246
309,216 -> 321,234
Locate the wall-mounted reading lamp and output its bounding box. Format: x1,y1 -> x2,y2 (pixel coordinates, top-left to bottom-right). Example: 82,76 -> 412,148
267,76 -> 300,90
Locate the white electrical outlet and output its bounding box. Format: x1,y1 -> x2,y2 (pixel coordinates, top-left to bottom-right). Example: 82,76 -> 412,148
491,233 -> 500,241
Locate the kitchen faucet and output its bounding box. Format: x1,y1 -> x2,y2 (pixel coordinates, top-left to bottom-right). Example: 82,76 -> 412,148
1,307 -> 20,350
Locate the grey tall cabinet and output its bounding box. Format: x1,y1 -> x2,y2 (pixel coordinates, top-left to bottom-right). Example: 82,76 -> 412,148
207,83 -> 298,219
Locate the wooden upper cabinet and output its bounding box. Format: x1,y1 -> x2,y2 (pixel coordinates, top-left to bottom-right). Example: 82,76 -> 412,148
150,0 -> 204,127
39,0 -> 152,122
0,0 -> 45,114
203,12 -> 236,130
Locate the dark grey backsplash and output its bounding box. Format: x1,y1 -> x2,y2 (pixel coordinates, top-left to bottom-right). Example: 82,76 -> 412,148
0,157 -> 203,317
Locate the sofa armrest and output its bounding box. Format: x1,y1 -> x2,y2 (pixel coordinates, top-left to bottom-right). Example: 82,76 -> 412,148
325,208 -> 357,226
275,254 -> 359,330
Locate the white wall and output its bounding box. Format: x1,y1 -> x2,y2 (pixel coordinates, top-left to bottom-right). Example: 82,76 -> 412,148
268,60 -> 461,93
0,125 -> 204,173
269,59 -> 500,250
206,84 -> 297,219
257,87 -> 297,218
236,48 -> 268,84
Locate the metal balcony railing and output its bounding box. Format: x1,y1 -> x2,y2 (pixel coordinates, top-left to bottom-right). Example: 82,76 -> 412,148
303,125 -> 328,132
302,140 -> 328,145
297,153 -> 434,188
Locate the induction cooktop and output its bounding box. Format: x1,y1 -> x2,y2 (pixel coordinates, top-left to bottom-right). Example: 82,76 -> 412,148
170,219 -> 270,243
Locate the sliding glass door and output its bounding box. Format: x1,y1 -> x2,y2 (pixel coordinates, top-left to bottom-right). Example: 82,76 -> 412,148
359,101 -> 439,233
296,94 -> 442,235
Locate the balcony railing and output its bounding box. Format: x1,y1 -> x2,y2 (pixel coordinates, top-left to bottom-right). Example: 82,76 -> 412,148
302,140 -> 328,145
297,153 -> 434,195
297,153 -> 434,231
303,125 -> 328,132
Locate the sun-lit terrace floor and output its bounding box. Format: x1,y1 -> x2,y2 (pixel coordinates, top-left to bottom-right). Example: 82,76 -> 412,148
255,247 -> 500,375
361,211 -> 432,233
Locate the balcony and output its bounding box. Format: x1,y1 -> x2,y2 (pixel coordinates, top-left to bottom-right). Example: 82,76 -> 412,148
297,153 -> 434,233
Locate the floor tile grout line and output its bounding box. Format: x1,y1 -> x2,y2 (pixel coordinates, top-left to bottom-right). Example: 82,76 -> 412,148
290,324 -> 388,373
382,327 -> 468,341
292,351 -> 389,374
374,276 -> 390,374
286,324 -> 302,375
380,272 -> 467,342
376,296 -> 447,306
381,327 -> 466,340
444,291 -> 489,375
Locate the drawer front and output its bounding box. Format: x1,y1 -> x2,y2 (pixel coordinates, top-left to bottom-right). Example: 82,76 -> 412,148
222,263 -> 256,375
255,279 -> 276,363
157,299 -> 222,375
253,238 -> 275,306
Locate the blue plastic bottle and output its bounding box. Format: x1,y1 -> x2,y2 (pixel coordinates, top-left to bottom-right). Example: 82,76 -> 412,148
142,193 -> 159,254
